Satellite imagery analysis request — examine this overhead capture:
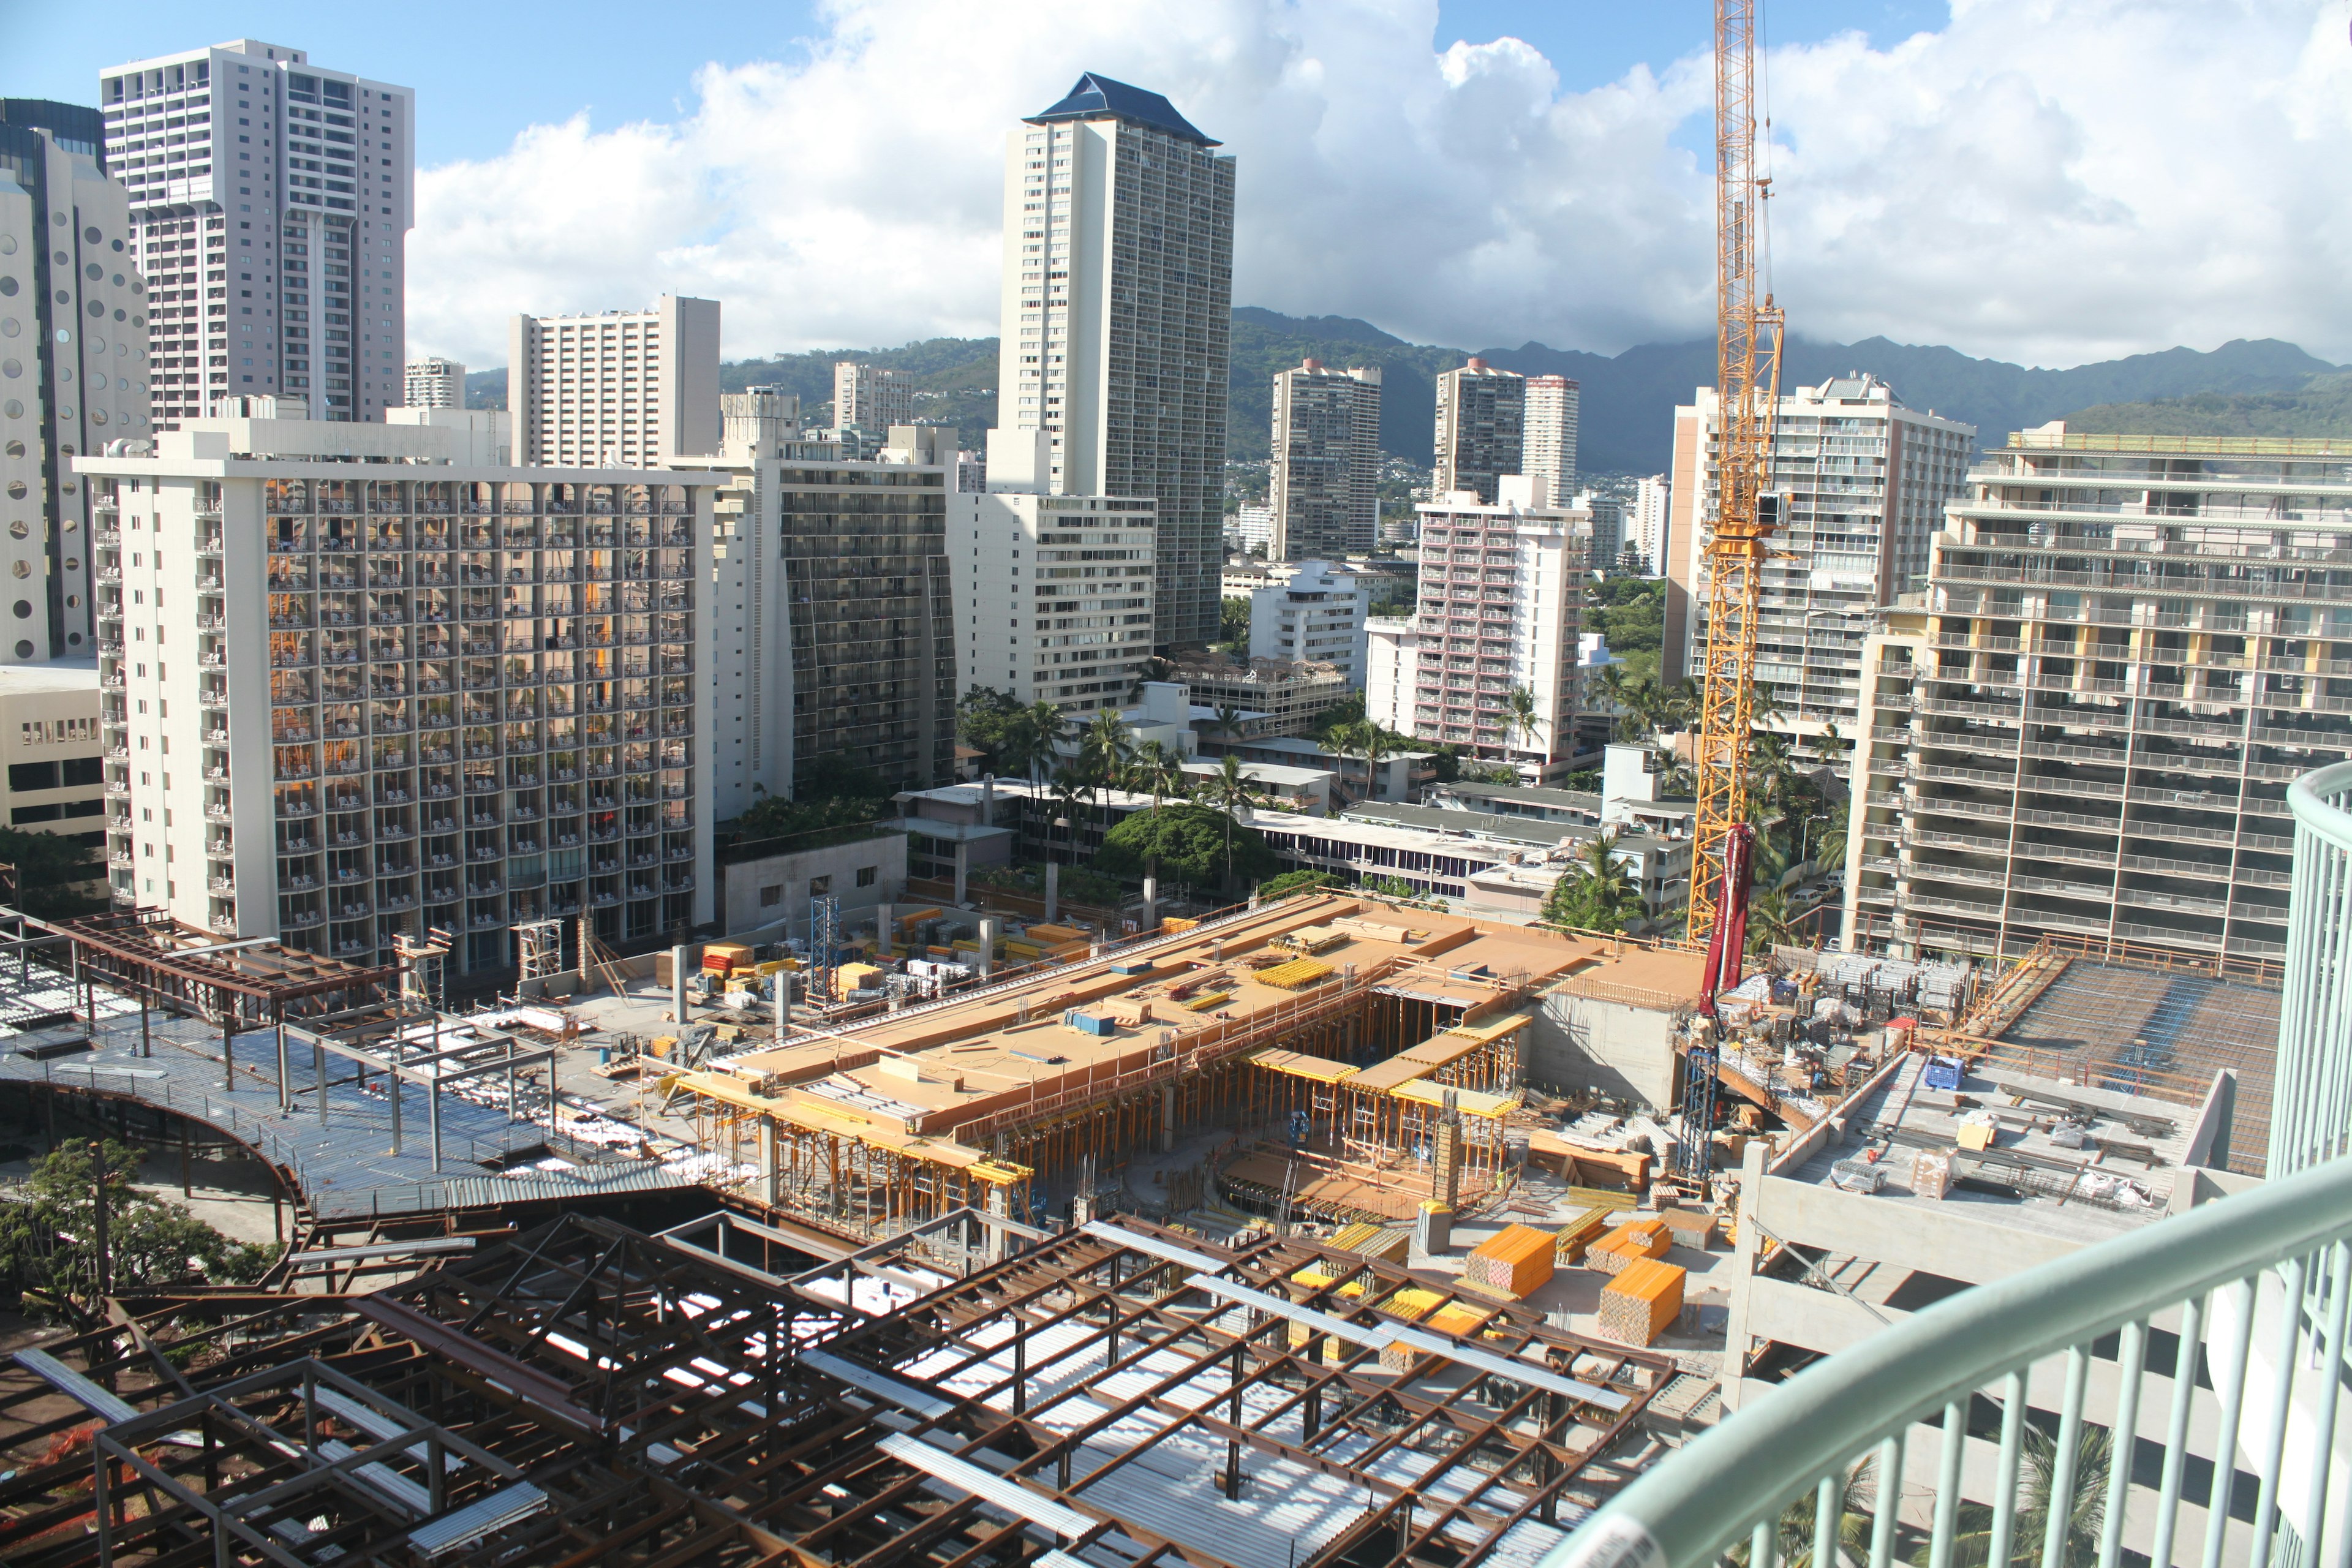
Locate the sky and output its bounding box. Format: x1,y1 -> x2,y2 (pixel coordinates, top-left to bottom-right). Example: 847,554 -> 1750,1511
9,1 -> 2350,369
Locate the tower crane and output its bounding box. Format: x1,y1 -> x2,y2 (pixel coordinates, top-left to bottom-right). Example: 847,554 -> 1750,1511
1690,0 -> 1786,1004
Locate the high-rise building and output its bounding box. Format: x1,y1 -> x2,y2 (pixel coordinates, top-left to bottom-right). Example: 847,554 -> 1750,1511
1269,359 -> 1380,560
1,100 -> 153,665
1433,359 -> 1524,506
404,355 -> 463,409
510,296 -> 721,467
1250,559 -> 1370,684
78,407 -> 718,974
1632,473 -> 1670,576
1575,491 -> 1625,576
1839,425 -> 2352,968
956,429 -> 1156,714
1666,374 -> 1973,753
1523,374 -> 1580,507
707,393 -> 957,817
832,360 -> 911,433
994,72 -> 1234,650
1366,477 -> 1593,784
100,40 -> 414,427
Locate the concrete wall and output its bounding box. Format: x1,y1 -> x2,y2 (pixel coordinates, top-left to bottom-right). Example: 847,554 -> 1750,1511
1526,987 -> 1679,1109
718,834 -> 908,941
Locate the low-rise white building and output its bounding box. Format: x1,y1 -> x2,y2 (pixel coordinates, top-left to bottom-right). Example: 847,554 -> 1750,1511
1248,559 -> 1369,684
0,661 -> 107,843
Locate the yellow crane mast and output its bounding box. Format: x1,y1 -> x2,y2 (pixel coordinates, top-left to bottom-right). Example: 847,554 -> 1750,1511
1688,0 -> 1787,950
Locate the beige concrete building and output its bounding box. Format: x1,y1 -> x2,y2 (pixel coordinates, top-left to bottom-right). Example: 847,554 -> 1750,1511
1268,358 -> 1380,560
995,73 -> 1234,649
831,360 -> 910,432
100,40 -> 415,426
78,407 -> 720,974
1433,358 -> 1523,505
510,295 -> 720,467
1665,374 -> 1974,755
1,99 -> 153,665
403,355 -> 462,409
0,660 -> 106,843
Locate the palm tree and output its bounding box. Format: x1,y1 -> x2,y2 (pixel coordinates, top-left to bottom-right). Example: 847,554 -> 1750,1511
1745,888 -> 1806,956
1212,703 -> 1248,745
1128,739 -> 1184,813
1047,766 -> 1088,865
1009,701 -> 1068,785
1355,723 -> 1392,802
1735,1457 -> 1877,1568
1505,685 -> 1544,767
1544,831 -> 1643,933
1197,754 -> 1263,894
1126,655 -> 1180,700
1593,665 -> 1637,741
1938,1425 -> 2110,1568
1079,709 -> 1133,790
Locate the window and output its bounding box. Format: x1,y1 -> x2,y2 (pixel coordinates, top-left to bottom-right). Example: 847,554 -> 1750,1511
856,865 -> 877,888
61,756 -> 103,788
809,875 -> 832,897
8,761 -> 58,791
758,884 -> 782,907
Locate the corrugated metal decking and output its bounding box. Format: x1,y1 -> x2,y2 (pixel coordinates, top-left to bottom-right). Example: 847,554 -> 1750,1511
876,1433 -> 1101,1542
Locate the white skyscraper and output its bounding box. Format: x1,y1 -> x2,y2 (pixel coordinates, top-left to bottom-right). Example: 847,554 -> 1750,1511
1432,359 -> 1524,505
1523,374 -> 1580,506
100,40 -> 414,426
832,360 -> 911,432
1269,359 -> 1381,560
1,99 -> 154,664
995,73 -> 1235,649
509,296 -> 721,467
404,355 -> 463,409
1632,473 -> 1670,576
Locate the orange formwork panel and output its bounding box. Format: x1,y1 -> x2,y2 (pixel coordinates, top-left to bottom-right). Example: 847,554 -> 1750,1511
1461,1223 -> 1558,1299
1586,1217 -> 1673,1277
1598,1257 -> 1686,1346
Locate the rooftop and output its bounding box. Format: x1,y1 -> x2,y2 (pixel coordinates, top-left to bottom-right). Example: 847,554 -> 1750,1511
1028,70 -> 1219,146
0,657 -> 99,696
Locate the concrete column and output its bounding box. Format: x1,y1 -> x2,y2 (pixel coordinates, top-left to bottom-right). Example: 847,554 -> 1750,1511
1142,875 -> 1157,930
760,1116 -> 780,1206
954,841 -> 969,906
977,916 -> 998,980
1044,863 -> 1060,924
1159,1085 -> 1175,1154
773,969 -> 791,1041
876,902 -> 894,959
671,944 -> 691,1025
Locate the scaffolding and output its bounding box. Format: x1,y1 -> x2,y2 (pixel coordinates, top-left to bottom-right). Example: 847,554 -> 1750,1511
394,924 -> 451,1012
809,889 -> 840,1004
513,918 -> 564,985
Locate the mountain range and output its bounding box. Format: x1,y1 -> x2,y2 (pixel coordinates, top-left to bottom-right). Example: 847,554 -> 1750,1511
462,310 -> 2350,473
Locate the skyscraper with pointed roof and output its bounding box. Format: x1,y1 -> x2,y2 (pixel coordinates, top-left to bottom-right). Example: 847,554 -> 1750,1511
993,72 -> 1235,650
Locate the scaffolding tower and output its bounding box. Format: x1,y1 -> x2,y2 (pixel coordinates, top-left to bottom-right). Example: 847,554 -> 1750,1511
809,893 -> 840,1006
514,919 -> 564,986
396,925 -> 453,1012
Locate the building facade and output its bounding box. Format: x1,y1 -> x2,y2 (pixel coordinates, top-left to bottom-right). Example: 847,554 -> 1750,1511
1366,480 -> 1593,784
707,392 -> 957,817
100,40 -> 413,426
1433,359 -> 1523,506
1632,473 -> 1670,575
0,662 -> 107,845
953,462 -> 1158,717
404,355 -> 462,409
510,296 -> 721,467
994,72 -> 1234,649
1268,358 -> 1380,560
1,99 -> 154,665
1249,559 -> 1369,684
1523,374 -> 1579,507
1841,428 -> 2352,968
78,410 -> 717,974
1666,374 -> 1975,754
832,360 -> 911,434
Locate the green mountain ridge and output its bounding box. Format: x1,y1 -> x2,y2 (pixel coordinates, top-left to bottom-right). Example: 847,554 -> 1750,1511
462,312 -> 2346,472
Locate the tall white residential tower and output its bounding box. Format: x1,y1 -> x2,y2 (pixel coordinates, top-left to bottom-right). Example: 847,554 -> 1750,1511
1433,359 -> 1523,505
1523,374 -> 1579,506
832,361 -> 911,432
1269,359 -> 1380,560
510,296 -> 721,467
404,356 -> 462,409
994,73 -> 1234,649
1,99 -> 154,663
99,40 -> 414,426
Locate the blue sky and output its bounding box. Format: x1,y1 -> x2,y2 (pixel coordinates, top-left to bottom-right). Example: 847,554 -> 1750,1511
9,1 -> 1954,167
9,2 -> 2342,369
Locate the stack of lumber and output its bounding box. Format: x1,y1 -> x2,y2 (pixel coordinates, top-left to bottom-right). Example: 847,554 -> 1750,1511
1327,1222 -> 1409,1263
1552,1205 -> 1617,1265
1599,1259 -> 1686,1346
1461,1224 -> 1556,1299
1585,1217 -> 1673,1276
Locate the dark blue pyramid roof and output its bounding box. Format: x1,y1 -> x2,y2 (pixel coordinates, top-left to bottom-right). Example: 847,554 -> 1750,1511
1027,72 -> 1218,146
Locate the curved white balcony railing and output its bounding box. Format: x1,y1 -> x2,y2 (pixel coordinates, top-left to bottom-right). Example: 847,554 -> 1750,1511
2278,760 -> 2352,1178
1547,1152 -> 2352,1568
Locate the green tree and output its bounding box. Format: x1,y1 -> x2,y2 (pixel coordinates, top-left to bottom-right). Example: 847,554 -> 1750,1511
1745,888 -> 1807,956
1212,703 -> 1250,745
0,827 -> 102,918
0,1140 -> 274,1307
1734,1458 -> 1878,1568
1126,655 -> 1180,699
1007,701 -> 1070,783
955,685 -> 1025,771
1078,710 -> 1134,789
1936,1426 -> 2111,1568
1541,832 -> 1643,933
1505,685 -> 1544,760
1218,596 -> 1251,652
1194,754 -> 1271,891
1096,804 -> 1275,890
1257,869 -> 1338,901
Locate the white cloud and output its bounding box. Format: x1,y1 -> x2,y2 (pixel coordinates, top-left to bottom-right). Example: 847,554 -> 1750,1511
407,0 -> 2352,370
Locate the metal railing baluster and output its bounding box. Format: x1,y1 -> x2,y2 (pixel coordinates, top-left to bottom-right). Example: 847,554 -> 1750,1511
2250,1256 -> 2311,1568
2095,1319 -> 2148,1568
2203,1276 -> 2260,1568
2040,1346 -> 2091,1568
